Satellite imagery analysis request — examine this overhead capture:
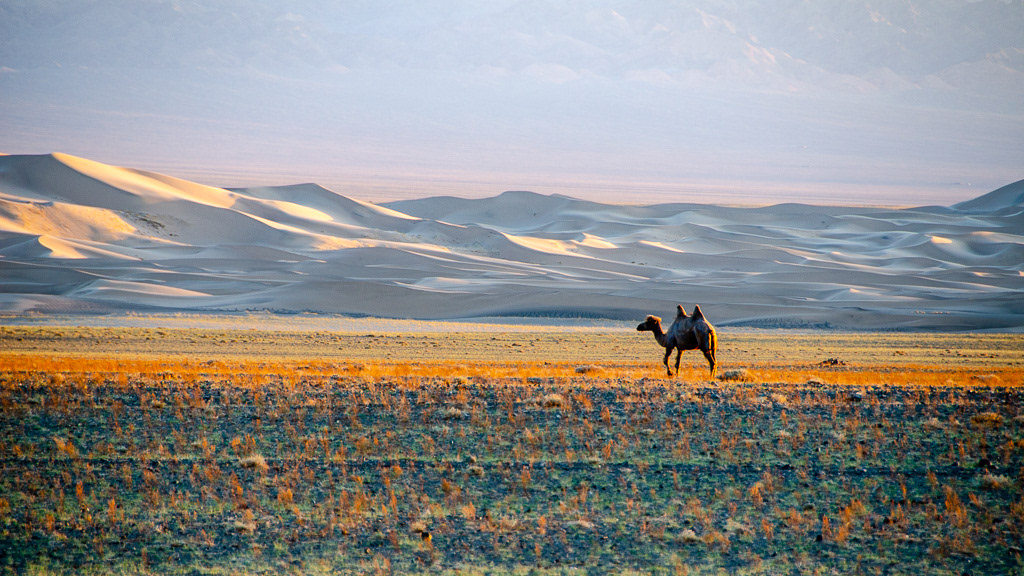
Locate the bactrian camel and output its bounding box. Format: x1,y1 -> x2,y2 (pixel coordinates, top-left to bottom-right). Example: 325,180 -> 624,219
637,304 -> 717,378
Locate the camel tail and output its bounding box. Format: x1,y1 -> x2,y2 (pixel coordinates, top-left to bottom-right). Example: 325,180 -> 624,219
706,328 -> 718,378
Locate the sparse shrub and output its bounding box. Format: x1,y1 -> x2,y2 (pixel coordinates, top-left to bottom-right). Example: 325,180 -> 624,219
565,519 -> 595,530
107,498 -> 119,524
441,407 -> 464,420
277,488 -> 294,505
702,530 -> 730,551
725,518 -> 749,536
239,454 -> 268,472
970,412 -> 1003,428
53,437 -> 78,458
720,369 -> 748,382
783,508 -> 807,535
678,529 -> 701,543
748,484 -> 764,508
537,394 -> 566,409
943,486 -> 967,526
233,510 -> 257,534
980,473 -> 1012,491
497,516 -> 520,532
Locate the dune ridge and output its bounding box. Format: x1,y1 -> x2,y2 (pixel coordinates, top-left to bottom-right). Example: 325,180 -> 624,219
1,153 -> 1021,330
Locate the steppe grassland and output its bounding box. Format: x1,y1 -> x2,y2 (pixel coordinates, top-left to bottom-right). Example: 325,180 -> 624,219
0,324 -> 1022,575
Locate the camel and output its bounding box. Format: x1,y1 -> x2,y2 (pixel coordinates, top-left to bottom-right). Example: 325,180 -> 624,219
637,304 -> 717,378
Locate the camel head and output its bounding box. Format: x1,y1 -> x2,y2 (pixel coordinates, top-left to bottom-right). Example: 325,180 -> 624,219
636,315 -> 662,332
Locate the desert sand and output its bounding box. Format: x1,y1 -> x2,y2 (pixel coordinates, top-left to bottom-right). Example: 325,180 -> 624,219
0,153 -> 1021,330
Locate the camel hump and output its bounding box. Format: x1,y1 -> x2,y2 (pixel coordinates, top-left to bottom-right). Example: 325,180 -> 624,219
692,305 -> 704,319
676,304 -> 687,317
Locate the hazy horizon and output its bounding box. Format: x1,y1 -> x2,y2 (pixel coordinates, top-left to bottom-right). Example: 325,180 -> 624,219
2,0 -> 1022,206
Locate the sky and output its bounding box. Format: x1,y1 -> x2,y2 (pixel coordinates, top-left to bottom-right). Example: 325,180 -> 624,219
1,0 -> 1023,206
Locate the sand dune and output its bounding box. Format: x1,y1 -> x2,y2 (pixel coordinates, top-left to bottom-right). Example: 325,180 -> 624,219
1,153 -> 1021,329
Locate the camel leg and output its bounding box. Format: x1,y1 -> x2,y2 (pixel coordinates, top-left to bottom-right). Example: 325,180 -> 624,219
663,348 -> 673,376
702,347 -> 717,379
674,349 -> 682,377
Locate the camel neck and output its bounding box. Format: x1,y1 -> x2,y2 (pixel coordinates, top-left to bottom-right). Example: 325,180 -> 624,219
651,323 -> 668,346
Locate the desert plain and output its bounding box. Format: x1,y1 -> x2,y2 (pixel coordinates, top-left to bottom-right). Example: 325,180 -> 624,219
1,320 -> 1022,575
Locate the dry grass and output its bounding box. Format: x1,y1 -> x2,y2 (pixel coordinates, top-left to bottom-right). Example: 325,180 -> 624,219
3,324 -> 1023,367
1,352 -> 1021,392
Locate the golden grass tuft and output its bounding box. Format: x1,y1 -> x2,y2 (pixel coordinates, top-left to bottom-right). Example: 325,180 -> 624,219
970,412 -> 1003,428
719,369 -> 749,382
725,518 -> 750,536
440,407 -> 464,420
232,519 -> 257,534
678,529 -> 701,543
537,393 -> 567,409
980,474 -> 1013,491
565,519 -> 595,530
239,454 -> 268,472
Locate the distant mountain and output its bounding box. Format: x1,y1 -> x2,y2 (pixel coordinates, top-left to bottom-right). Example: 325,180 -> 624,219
1,153 -> 1021,329
3,1 -> 1022,91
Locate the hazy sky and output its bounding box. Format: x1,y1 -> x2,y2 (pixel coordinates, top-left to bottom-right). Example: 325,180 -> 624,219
2,0 -> 1022,205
